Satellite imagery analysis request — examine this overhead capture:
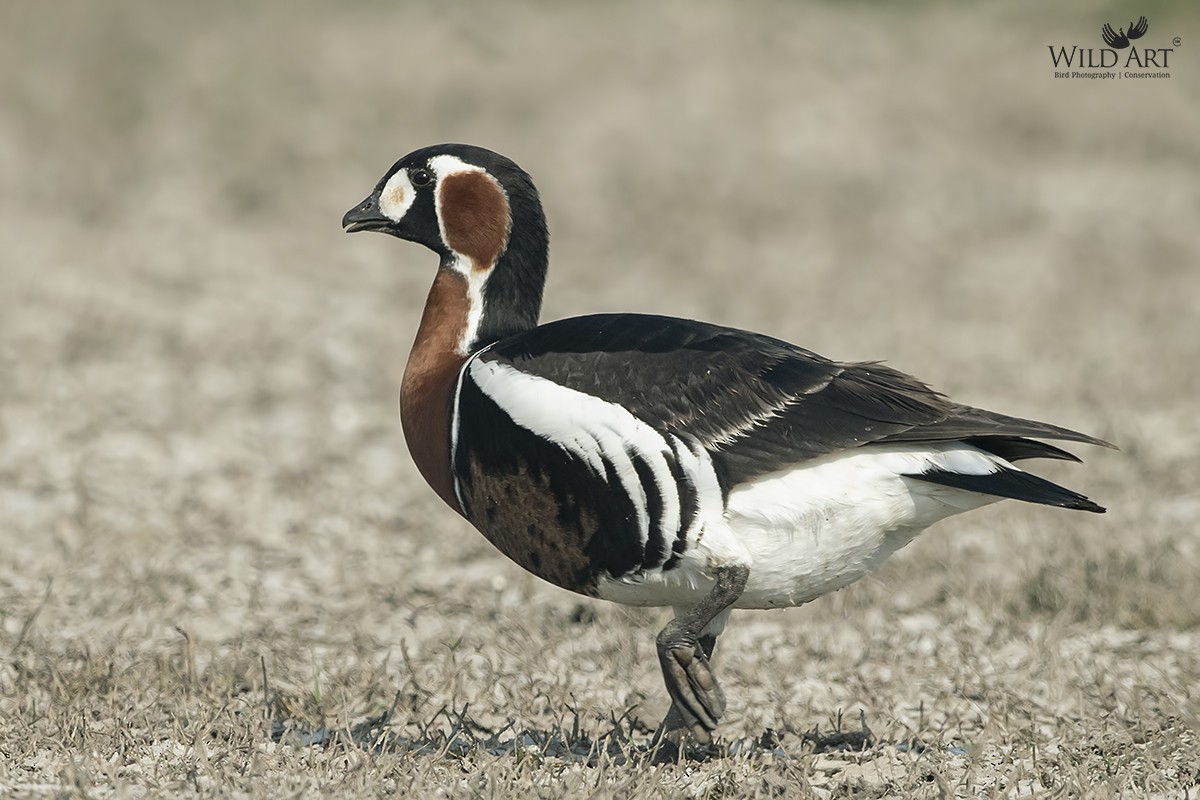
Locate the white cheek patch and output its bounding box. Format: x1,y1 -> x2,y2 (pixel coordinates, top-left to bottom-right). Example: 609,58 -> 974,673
378,170 -> 415,222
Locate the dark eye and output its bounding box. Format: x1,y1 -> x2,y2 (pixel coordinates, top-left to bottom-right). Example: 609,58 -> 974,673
410,168 -> 432,187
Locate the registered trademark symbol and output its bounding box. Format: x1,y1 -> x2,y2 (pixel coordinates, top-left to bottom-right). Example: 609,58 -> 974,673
1173,36 -> 1182,47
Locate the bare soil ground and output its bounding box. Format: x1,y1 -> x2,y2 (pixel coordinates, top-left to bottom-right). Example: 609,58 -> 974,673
2,2 -> 1198,797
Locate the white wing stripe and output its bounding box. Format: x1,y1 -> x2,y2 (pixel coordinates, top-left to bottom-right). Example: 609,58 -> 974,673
671,435 -> 725,544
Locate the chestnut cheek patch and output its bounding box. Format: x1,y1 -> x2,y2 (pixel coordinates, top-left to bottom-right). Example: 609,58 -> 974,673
439,171 -> 512,269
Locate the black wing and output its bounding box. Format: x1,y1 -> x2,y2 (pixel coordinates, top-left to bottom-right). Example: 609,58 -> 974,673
1102,23 -> 1128,48
482,313 -> 1111,488
1128,16 -> 1148,40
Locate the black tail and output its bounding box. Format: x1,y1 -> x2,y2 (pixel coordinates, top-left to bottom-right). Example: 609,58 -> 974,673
965,436 -> 1081,463
881,406 -> 1116,451
909,467 -> 1106,513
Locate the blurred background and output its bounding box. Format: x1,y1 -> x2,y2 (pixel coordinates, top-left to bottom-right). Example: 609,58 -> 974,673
1,0 -> 1197,794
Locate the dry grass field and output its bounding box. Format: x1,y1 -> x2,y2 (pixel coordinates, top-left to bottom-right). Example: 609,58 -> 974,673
2,1 -> 1198,797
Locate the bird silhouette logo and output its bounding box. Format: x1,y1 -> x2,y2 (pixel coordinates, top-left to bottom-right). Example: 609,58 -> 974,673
1101,16 -> 1148,49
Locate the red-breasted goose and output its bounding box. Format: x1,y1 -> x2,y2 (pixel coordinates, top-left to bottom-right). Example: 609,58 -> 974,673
342,143 -> 1112,749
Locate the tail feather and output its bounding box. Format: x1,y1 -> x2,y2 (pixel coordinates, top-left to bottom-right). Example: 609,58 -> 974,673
909,466 -> 1106,513
964,436 -> 1082,463
883,407 -> 1117,451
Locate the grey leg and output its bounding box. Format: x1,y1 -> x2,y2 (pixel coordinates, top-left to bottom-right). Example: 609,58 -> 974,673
653,564 -> 749,746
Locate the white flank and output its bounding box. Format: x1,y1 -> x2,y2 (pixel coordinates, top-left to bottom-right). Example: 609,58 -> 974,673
466,359 -> 685,550
721,442 -> 1007,608
599,442 -> 1013,610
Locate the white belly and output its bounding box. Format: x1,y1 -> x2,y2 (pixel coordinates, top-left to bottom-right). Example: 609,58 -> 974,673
597,444 -> 1003,609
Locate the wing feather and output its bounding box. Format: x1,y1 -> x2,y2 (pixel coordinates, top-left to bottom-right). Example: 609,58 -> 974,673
482,313 -> 1110,487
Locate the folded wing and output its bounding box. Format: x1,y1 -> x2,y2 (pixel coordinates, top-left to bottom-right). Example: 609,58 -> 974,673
480,314 -> 1112,502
